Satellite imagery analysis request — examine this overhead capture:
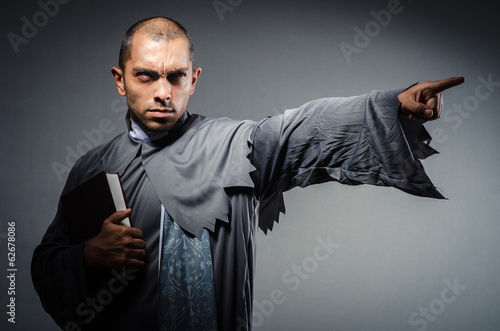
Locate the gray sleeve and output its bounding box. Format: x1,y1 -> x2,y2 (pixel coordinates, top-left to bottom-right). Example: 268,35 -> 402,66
31,156 -> 113,330
31,167 -> 93,329
249,89 -> 444,232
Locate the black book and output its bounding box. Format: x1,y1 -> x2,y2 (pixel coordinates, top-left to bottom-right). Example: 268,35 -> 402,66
61,171 -> 130,244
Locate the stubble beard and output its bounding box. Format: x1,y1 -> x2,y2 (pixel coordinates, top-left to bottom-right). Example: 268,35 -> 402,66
133,112 -> 173,132
127,97 -> 176,133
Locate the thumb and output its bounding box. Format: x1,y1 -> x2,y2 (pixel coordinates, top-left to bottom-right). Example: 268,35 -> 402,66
105,208 -> 132,225
403,99 -> 434,119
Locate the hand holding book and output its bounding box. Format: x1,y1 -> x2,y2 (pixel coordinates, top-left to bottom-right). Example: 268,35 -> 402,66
61,171 -> 146,269
83,208 -> 146,270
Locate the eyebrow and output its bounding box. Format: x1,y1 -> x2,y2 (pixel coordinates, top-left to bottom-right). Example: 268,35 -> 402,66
131,67 -> 190,76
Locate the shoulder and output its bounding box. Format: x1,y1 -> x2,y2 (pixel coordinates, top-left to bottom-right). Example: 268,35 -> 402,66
63,132 -> 137,193
74,132 -> 129,167
190,114 -> 257,142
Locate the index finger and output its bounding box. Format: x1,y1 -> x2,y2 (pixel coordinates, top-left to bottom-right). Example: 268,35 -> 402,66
124,226 -> 143,239
426,76 -> 465,94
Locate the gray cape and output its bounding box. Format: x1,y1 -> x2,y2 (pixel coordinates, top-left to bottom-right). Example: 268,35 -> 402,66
32,89 -> 443,330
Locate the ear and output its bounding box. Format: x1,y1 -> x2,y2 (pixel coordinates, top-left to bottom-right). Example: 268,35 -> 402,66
111,67 -> 126,96
190,67 -> 202,95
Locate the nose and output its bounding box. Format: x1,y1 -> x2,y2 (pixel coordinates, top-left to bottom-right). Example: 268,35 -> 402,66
155,78 -> 171,102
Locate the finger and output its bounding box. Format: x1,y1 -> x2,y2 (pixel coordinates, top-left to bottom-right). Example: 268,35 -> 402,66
424,92 -> 444,121
426,76 -> 465,94
128,248 -> 146,260
109,250 -> 145,269
124,237 -> 146,249
132,238 -> 146,249
426,95 -> 438,112
105,209 -> 132,225
124,227 -> 144,239
434,92 -> 444,119
405,98 -> 434,119
124,259 -> 145,269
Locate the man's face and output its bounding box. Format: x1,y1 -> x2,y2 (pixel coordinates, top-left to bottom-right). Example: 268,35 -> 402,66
112,34 -> 201,132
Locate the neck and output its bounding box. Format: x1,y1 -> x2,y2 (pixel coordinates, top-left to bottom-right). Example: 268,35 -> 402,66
128,111 -> 189,143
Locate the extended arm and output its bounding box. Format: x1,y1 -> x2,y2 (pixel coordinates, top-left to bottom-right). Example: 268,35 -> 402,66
249,77 -> 464,232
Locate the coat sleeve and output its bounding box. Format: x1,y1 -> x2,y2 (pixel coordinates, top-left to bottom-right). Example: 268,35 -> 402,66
31,161 -> 109,330
248,89 -> 444,233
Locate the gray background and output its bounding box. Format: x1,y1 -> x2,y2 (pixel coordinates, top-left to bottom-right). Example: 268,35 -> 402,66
1,0 -> 499,330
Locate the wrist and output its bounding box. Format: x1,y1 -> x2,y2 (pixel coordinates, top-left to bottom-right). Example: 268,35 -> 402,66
83,239 -> 100,269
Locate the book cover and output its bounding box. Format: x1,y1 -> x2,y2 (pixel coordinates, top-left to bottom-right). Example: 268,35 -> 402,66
61,171 -> 130,244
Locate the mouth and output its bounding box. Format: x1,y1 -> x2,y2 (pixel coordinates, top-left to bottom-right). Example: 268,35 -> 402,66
148,108 -> 174,118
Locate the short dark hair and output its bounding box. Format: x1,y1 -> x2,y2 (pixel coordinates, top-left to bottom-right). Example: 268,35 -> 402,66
118,17 -> 195,70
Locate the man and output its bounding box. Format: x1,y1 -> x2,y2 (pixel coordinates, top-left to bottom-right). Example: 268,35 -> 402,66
31,16 -> 464,331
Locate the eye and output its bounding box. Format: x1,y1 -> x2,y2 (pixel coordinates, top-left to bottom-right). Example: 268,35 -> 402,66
137,73 -> 152,82
168,72 -> 187,84
135,71 -> 159,82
